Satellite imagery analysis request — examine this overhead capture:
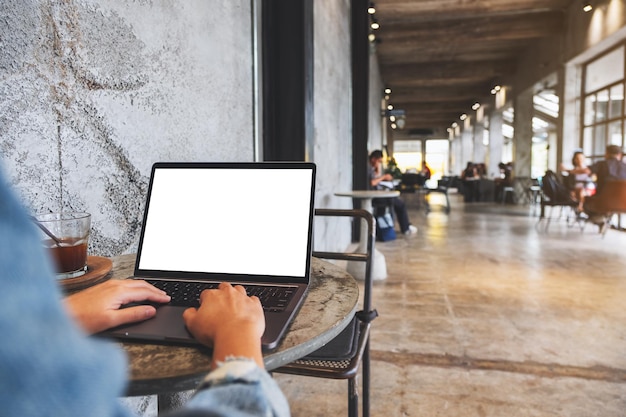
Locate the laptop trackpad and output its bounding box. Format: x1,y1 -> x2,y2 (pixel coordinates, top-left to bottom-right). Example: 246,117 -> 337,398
106,305 -> 199,344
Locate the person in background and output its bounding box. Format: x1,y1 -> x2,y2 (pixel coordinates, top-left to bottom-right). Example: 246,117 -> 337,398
368,150 -> 417,235
461,162 -> 480,202
590,144 -> 626,193
494,162 -> 513,203
561,151 -> 592,213
420,163 -> 432,180
584,145 -> 626,230
0,163 -> 289,417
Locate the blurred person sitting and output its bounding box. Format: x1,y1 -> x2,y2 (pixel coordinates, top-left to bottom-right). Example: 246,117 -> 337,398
368,150 -> 417,235
461,162 -> 480,202
561,151 -> 593,213
583,145 -> 626,229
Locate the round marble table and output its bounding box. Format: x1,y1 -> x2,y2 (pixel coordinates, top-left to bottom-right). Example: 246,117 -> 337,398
107,254 -> 359,396
335,190 -> 400,281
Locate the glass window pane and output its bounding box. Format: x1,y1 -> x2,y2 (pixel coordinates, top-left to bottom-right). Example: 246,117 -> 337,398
609,120 -> 623,147
583,127 -> 593,156
610,84 -> 624,119
585,46 -> 624,92
584,95 -> 595,125
596,89 -> 609,122
594,124 -> 607,156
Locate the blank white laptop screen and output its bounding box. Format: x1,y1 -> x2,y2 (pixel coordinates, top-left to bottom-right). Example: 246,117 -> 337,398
138,167 -> 314,278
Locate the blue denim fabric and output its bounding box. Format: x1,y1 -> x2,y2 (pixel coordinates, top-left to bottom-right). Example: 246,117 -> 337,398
0,168 -> 289,417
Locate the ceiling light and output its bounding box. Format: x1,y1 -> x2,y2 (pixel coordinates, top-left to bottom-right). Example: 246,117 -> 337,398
370,21 -> 380,30
368,33 -> 376,42
368,3 -> 376,14
472,103 -> 480,110
491,85 -> 502,95
451,122 -> 458,128
583,3 -> 593,12
387,104 -> 394,110
391,123 -> 397,129
384,88 -> 392,94
389,115 -> 396,122
460,114 -> 467,121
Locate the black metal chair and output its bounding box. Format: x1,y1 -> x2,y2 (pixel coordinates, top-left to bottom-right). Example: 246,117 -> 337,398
582,179 -> 626,236
536,170 -> 579,231
425,176 -> 453,213
274,208 -> 377,417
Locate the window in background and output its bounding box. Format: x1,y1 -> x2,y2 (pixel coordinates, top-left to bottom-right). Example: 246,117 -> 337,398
425,139 -> 449,180
532,90 -> 558,178
392,140 -> 422,172
582,45 -> 625,163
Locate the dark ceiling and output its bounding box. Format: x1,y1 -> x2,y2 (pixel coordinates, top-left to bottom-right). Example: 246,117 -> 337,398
372,0 -> 574,137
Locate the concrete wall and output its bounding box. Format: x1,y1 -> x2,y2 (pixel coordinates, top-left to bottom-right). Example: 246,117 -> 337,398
1,0 -> 356,256
311,0 -> 353,252
1,0 -> 254,256
369,46 -> 384,152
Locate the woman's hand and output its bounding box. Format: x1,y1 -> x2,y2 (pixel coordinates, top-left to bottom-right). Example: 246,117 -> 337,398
183,282 -> 265,369
64,279 -> 171,334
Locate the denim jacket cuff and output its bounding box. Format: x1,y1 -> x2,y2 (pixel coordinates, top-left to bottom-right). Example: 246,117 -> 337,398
198,357 -> 261,389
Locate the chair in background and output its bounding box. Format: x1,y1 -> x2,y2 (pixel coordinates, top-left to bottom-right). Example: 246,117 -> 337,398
397,173 -> 429,211
501,185 -> 515,204
537,170 -> 578,231
274,208 -> 377,417
583,179 -> 626,236
528,178 -> 542,216
425,176 -> 453,213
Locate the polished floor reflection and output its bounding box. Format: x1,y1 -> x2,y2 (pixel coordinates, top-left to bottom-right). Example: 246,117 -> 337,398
275,192 -> 626,417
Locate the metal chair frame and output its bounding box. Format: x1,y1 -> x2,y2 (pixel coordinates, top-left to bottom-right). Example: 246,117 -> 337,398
425,176 -> 452,213
274,208 -> 377,417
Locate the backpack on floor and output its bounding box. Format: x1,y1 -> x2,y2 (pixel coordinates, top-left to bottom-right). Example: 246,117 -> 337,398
541,170 -> 575,203
375,212 -> 397,241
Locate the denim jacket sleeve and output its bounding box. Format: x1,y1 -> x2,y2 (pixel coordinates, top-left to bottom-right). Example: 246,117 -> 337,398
178,359 -> 290,417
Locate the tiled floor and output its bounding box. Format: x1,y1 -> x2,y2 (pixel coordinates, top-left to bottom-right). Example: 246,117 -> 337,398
274,192 -> 626,417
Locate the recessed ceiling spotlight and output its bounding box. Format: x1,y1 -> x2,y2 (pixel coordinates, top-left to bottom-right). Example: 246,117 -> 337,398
368,33 -> 376,42
387,104 -> 394,110
370,21 -> 380,30
472,103 -> 480,110
452,122 -> 458,128
384,88 -> 392,94
583,3 -> 593,12
368,3 -> 376,14
460,114 -> 468,121
491,85 -> 502,95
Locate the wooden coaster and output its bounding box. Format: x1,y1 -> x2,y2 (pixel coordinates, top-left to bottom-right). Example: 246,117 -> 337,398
59,256 -> 113,293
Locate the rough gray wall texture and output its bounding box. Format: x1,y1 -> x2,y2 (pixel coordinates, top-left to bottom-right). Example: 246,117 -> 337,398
312,0 -> 353,253
0,0 -> 253,256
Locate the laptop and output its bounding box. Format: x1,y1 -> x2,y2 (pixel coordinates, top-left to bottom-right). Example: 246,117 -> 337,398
102,161 -> 316,351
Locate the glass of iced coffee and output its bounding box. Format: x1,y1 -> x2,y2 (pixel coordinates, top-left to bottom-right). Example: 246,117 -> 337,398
36,212 -> 91,279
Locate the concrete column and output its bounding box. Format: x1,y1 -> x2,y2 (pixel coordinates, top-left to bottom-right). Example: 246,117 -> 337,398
513,88 -> 533,178
473,120 -> 486,165
488,109 -> 504,178
449,134 -> 460,176
461,118 -> 474,169
561,63 -> 581,166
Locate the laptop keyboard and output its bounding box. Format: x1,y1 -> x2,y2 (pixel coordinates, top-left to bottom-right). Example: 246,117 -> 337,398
145,279 -> 297,313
